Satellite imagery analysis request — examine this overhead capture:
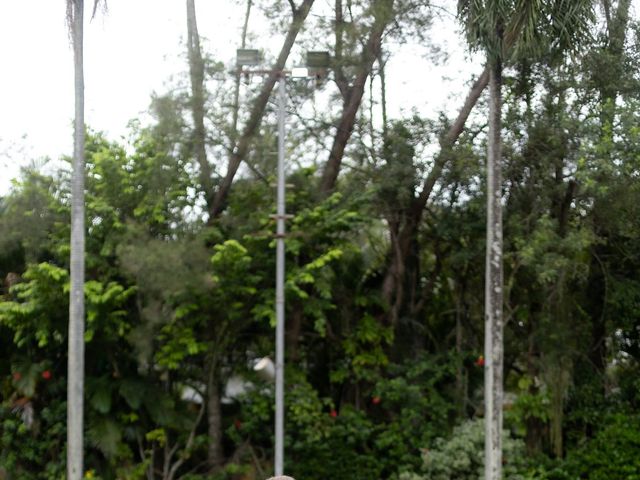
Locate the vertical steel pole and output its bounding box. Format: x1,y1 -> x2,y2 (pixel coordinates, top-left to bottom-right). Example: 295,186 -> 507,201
274,73 -> 286,477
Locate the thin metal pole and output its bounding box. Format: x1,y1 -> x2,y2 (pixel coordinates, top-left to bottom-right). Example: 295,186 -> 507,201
274,73 -> 286,477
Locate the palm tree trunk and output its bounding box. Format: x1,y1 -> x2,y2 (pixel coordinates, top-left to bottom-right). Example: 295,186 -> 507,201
68,1 -> 86,478
484,59 -> 503,480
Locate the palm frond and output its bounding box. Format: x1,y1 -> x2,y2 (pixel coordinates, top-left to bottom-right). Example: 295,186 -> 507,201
458,0 -> 595,63
87,416 -> 122,459
506,0 -> 543,56
548,0 -> 594,54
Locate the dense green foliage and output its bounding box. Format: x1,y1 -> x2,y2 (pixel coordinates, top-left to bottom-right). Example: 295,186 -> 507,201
2,1 -> 640,479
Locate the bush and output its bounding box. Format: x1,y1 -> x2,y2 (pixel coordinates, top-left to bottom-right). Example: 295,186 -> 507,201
549,414 -> 640,480
232,355 -> 459,480
410,419 -> 532,480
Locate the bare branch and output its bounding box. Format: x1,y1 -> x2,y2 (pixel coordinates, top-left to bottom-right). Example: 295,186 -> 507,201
210,0 -> 315,219
230,0 -> 253,146
186,0 -> 215,207
334,0 -> 349,99
91,0 -> 107,20
167,401 -> 207,480
412,66 -> 489,217
320,0 -> 394,194
380,67 -> 490,322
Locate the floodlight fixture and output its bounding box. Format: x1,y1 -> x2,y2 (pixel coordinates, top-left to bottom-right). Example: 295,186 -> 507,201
236,48 -> 261,66
305,51 -> 330,83
254,357 -> 276,382
306,51 -> 331,69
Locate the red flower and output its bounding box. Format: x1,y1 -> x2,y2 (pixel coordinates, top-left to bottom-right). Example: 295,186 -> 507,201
372,396 -> 381,405
12,372 -> 21,381
42,370 -> 52,380
475,355 -> 485,367
329,409 -> 338,418
234,419 -> 242,429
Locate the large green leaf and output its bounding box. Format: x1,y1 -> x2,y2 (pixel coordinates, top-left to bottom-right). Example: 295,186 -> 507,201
118,378 -> 146,410
89,377 -> 112,414
87,416 -> 122,459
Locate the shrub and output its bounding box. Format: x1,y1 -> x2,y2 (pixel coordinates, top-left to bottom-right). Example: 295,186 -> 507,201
549,414 -> 640,480
413,419 -> 531,480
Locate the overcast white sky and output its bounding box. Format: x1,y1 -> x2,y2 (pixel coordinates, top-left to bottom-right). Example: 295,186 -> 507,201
0,1 -> 482,194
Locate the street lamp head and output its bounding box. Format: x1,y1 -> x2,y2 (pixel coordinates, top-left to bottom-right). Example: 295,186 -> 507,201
306,51 -> 330,69
236,48 -> 261,66
254,356 -> 276,382
306,51 -> 331,83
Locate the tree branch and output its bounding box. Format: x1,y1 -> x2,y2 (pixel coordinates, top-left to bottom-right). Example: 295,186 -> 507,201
167,400 -> 207,480
186,0 -> 215,207
320,0 -> 394,194
209,0 -> 315,219
334,0 -> 350,99
380,66 -> 490,321
412,65 -> 489,217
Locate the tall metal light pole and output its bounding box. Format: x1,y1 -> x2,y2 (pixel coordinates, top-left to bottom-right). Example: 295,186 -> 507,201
236,49 -> 329,477
274,73 -> 286,477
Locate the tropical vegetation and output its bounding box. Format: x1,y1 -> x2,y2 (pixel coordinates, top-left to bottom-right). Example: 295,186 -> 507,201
1,1 -> 640,479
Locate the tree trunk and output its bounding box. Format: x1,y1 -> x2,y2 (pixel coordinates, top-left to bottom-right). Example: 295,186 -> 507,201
68,1 -> 86,479
378,50 -> 388,139
286,303 -> 303,362
381,220 -> 411,325
210,0 -> 315,219
230,0 -> 253,146
186,0 -> 214,206
455,283 -> 466,417
525,320 -> 544,455
484,59 -> 503,480
319,0 -> 393,195
380,67 -> 489,324
599,0 -> 630,131
207,363 -> 224,472
586,0 -> 631,397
